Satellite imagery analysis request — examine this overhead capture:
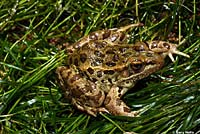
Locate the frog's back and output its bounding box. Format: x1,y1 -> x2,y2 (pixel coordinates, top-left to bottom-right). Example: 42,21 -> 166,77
67,40 -> 141,70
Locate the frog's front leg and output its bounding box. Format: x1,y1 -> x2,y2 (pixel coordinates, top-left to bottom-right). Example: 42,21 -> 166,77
104,86 -> 139,117
56,66 -> 108,116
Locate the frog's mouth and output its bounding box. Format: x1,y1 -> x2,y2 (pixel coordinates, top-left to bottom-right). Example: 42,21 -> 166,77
118,62 -> 163,83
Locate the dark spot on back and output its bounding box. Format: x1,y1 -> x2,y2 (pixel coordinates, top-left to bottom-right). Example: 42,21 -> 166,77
74,58 -> 79,66
108,78 -> 112,83
69,57 -> 73,64
87,67 -> 94,74
89,33 -> 98,40
119,32 -> 126,41
91,62 -> 98,66
69,74 -> 81,83
105,61 -> 116,67
118,86 -> 123,92
110,33 -> 119,42
83,71 -> 90,78
91,78 -> 97,82
106,49 -> 115,54
95,41 -> 106,48
103,30 -> 111,39
134,45 -> 145,51
67,48 -> 73,54
96,58 -> 103,64
80,53 -> 87,63
97,71 -> 102,78
119,47 -> 128,53
79,71 -> 84,77
126,81 -> 130,84
91,58 -> 103,66
94,50 -> 105,57
113,54 -> 119,62
104,70 -> 115,75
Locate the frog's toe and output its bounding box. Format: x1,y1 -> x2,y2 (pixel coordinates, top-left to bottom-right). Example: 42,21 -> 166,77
105,99 -> 139,117
126,111 -> 140,117
98,107 -> 109,114
85,107 -> 109,117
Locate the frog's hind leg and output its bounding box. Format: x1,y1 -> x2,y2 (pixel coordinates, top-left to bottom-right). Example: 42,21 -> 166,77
104,86 -> 139,117
67,23 -> 143,54
71,98 -> 109,117
115,23 -> 144,32
56,66 -> 109,116
104,23 -> 143,44
70,82 -> 109,116
88,23 -> 143,42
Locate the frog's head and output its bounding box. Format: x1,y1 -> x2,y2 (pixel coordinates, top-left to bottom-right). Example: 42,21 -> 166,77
119,41 -> 190,81
146,41 -> 190,62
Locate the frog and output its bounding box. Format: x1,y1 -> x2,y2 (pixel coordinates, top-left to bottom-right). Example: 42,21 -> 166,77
56,23 -> 190,117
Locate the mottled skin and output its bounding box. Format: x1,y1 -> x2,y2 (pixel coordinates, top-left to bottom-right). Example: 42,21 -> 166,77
56,23 -> 189,117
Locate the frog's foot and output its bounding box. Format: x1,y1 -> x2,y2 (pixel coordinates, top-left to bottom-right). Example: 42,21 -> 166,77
104,86 -> 139,117
72,99 -> 109,116
116,23 -> 144,32
104,97 -> 139,117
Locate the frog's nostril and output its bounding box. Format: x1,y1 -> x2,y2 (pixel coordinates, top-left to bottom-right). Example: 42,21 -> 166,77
74,58 -> 79,66
163,42 -> 170,49
105,61 -> 116,67
151,41 -> 158,49
96,71 -> 103,78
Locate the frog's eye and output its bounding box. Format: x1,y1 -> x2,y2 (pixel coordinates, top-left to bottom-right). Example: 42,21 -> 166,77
134,42 -> 149,51
131,63 -> 145,73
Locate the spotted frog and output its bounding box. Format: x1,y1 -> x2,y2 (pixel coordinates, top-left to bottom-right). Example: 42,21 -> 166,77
56,23 -> 189,117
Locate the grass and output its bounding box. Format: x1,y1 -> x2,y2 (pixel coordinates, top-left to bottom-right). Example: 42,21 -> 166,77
0,0 -> 200,133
